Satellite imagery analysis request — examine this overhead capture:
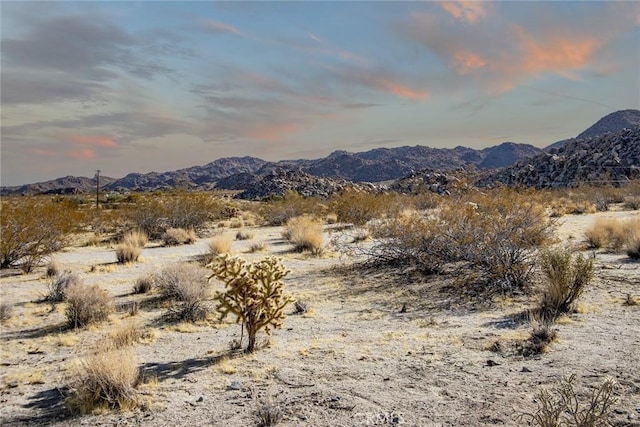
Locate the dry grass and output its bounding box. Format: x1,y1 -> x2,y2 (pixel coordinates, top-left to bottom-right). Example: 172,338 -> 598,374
625,226 -> 640,259
284,216 -> 323,255
109,321 -> 154,348
115,242 -> 141,264
235,230 -> 254,241
133,276 -> 153,294
247,241 -> 267,253
46,259 -> 61,278
122,229 -> 148,248
0,301 -> 13,323
208,234 -> 233,257
65,283 -> 113,328
66,347 -> 140,413
154,263 -> 210,322
584,217 -> 640,255
162,228 -> 196,246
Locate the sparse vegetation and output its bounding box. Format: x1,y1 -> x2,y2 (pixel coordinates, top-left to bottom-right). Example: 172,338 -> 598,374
255,398 -> 284,427
154,264 -> 210,321
46,271 -> 82,303
162,228 -> 196,246
65,283 -> 113,328
248,241 -> 267,253
518,374 -> 617,427
133,276 -> 154,294
115,230 -> 147,264
46,259 -> 61,278
207,234 -> 233,258
261,190 -> 326,226
538,248 -> 594,320
1,197 -> 82,272
284,215 -> 323,255
66,347 -> 140,413
236,230 -> 254,241
0,301 -> 13,323
209,254 -> 292,353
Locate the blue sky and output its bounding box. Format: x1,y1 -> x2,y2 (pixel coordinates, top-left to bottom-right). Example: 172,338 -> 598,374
1,1 -> 639,186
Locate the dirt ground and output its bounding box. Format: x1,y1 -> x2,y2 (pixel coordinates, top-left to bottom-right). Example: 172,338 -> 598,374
1,209 -> 639,426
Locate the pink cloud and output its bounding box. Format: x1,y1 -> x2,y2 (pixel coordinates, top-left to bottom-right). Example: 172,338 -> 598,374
28,148 -> 56,157
68,148 -> 96,159
438,1 -> 488,23
335,67 -> 429,100
247,122 -> 298,141
62,133 -> 117,147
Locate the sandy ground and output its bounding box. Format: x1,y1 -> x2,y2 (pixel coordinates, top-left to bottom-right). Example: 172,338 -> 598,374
1,210 -> 639,426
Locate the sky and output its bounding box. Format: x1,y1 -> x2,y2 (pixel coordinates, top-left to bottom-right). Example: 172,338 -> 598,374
1,1 -> 639,186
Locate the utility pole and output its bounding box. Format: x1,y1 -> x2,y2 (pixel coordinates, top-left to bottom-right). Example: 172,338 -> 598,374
96,170 -> 101,209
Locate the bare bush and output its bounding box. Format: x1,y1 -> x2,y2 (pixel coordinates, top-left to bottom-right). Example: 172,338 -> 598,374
209,254 -> 292,353
539,249 -> 594,320
162,228 -> 196,246
518,374 -> 617,427
261,190 -> 326,226
367,190 -> 555,291
133,276 -> 153,294
66,347 -> 140,413
154,264 -> 210,321
126,191 -> 229,239
0,302 -> 13,323
248,242 -> 267,253
46,271 -> 82,303
115,242 -> 141,264
65,283 -> 113,328
46,259 -> 61,278
1,197 -> 82,272
284,216 -> 323,255
235,230 -> 254,241
255,398 -> 284,427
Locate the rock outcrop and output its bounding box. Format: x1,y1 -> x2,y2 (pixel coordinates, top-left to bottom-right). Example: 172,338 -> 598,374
479,127 -> 640,188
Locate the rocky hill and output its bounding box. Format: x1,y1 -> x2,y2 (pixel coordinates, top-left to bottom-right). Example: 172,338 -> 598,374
479,127 -> 640,188
105,156 -> 267,191
546,109 -> 640,151
0,175 -> 116,196
234,168 -> 377,200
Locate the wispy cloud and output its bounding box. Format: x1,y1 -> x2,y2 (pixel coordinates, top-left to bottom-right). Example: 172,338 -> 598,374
68,148 -> 96,159
201,19 -> 246,37
62,133 -> 118,148
329,66 -> 428,100
437,1 -> 489,24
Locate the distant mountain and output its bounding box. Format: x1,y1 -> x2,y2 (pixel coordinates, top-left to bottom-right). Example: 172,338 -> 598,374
105,156 -> 268,191
545,109 -> 640,151
0,175 -> 115,196
479,128 -> 640,188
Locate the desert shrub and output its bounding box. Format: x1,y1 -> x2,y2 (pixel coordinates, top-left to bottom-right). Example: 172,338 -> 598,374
626,227 -> 640,259
329,188 -> 401,226
624,196 -> 640,210
539,249 -> 594,320
209,254 -> 292,353
66,347 -> 139,413
0,302 -> 13,323
584,217 -> 639,253
162,228 -> 196,246
248,242 -> 267,253
351,228 -> 371,243
518,374 -> 617,427
236,230 -> 254,241
46,271 -> 82,303
65,283 -> 113,328
208,234 -> 233,258
109,321 -> 149,348
261,191 -> 326,226
133,276 -> 153,294
255,398 -> 284,427
519,323 -> 558,357
325,213 -> 338,224
154,264 -> 210,321
46,259 -> 61,278
1,197 -> 82,272
284,216 -> 323,255
126,191 -> 229,239
584,218 -> 626,250
115,242 -> 141,264
368,189 -> 554,291
122,229 -> 148,248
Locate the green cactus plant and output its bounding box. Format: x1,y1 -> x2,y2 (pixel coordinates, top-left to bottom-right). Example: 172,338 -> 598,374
208,254 -> 292,353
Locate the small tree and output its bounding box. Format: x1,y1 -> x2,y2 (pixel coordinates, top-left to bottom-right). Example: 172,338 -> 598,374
208,254 -> 292,353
